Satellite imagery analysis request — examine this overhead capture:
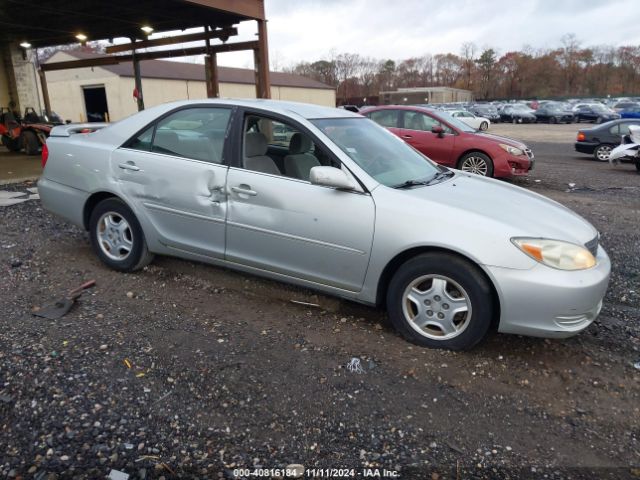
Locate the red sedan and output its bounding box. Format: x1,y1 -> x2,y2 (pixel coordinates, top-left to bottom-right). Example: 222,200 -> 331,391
360,105 -> 534,178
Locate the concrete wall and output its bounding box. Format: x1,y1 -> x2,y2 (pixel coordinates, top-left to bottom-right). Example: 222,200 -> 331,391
45,52 -> 336,122
0,45 -> 43,112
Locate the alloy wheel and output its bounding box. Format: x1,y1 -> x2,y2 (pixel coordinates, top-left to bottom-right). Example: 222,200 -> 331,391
460,156 -> 489,175
402,275 -> 472,340
96,212 -> 133,261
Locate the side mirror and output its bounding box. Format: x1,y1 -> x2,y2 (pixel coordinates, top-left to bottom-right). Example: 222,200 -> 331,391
431,125 -> 445,138
310,166 -> 356,190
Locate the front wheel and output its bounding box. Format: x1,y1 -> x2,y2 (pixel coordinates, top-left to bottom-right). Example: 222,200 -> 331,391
479,121 -> 489,131
458,152 -> 494,177
386,253 -> 494,350
89,198 -> 154,272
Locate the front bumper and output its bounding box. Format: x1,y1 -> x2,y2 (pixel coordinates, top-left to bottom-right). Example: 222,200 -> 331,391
487,246 -> 610,338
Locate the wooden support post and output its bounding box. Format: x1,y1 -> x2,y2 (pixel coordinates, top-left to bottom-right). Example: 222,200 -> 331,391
132,50 -> 144,111
38,68 -> 51,118
254,19 -> 271,99
204,26 -> 219,98
205,54 -> 219,98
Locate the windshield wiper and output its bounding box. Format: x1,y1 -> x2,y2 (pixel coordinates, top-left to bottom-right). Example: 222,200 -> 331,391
392,179 -> 430,189
426,169 -> 455,184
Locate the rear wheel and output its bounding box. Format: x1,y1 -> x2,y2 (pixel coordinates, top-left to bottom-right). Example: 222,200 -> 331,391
22,131 -> 39,155
458,152 -> 494,177
593,144 -> 613,162
550,116 -> 558,124
479,121 -> 488,131
2,135 -> 21,152
386,253 -> 494,350
89,198 -> 154,272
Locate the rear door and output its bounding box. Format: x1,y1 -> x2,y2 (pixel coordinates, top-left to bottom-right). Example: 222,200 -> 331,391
366,109 -> 402,137
224,110 -> 375,291
399,110 -> 456,166
112,106 -> 232,259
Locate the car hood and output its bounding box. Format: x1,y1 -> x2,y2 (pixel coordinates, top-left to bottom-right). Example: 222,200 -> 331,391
397,173 -> 597,246
475,132 -> 527,149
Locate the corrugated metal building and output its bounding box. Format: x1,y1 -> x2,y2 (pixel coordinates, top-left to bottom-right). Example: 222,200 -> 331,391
45,51 -> 336,122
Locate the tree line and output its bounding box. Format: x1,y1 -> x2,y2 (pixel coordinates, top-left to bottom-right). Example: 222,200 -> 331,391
286,35 -> 640,103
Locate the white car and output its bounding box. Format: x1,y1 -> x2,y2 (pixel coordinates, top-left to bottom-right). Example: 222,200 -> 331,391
448,110 -> 491,131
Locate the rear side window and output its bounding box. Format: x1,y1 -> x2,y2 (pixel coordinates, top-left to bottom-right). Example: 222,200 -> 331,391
125,107 -> 231,164
620,122 -> 640,136
368,110 -> 400,128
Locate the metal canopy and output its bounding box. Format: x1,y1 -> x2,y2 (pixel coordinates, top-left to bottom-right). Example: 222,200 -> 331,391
0,0 -> 264,48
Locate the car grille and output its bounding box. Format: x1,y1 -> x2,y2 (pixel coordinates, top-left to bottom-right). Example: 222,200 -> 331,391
585,235 -> 599,257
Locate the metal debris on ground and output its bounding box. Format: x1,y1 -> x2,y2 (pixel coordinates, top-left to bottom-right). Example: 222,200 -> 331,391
33,279 -> 96,320
290,299 -> 320,308
347,357 -> 365,374
107,469 -> 130,480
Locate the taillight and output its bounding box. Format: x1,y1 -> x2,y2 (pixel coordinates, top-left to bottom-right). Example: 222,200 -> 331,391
41,143 -> 49,168
577,132 -> 586,142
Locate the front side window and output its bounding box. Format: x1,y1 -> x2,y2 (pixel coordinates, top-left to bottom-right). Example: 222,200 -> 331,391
242,114 -> 338,181
313,117 -> 439,187
404,111 -> 439,132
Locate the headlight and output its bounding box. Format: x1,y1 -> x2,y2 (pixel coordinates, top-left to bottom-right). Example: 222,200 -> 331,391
511,237 -> 596,270
499,143 -> 524,156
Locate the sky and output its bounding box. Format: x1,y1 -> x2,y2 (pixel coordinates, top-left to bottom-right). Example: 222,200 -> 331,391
207,0 -> 640,69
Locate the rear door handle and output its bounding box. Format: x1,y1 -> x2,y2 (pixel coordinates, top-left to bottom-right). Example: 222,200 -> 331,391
231,186 -> 257,196
118,162 -> 140,172
401,135 -> 413,139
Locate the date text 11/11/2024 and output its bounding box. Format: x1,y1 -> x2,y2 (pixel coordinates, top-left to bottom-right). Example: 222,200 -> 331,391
233,467 -> 400,478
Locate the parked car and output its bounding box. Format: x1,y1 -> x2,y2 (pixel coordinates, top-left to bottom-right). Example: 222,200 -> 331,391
534,104 -> 574,124
574,119 -> 640,161
447,110 -> 491,130
620,105 -> 640,119
574,104 -> 620,123
360,105 -> 533,178
612,101 -> 639,113
38,99 -> 609,350
499,104 -> 537,123
470,104 -> 501,123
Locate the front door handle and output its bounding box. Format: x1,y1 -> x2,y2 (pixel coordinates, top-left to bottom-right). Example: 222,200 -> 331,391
118,162 -> 140,172
401,134 -> 413,139
231,186 -> 257,196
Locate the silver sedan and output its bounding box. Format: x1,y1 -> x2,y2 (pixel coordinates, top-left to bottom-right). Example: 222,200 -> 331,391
38,99 -> 610,350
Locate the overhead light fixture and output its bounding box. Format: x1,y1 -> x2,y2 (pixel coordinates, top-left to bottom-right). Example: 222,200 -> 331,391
19,41 -> 31,49
75,33 -> 88,42
141,26 -> 154,35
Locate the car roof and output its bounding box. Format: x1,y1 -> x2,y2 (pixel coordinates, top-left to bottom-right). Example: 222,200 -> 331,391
157,98 -> 360,120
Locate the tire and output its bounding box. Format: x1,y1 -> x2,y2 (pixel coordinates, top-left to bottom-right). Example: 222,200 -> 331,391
89,198 -> 154,272
458,152 -> 494,177
593,144 -> 613,162
550,116 -> 557,124
635,160 -> 640,172
22,131 -> 40,155
2,135 -> 21,152
386,253 -> 494,350
596,117 -> 603,124
512,117 -> 517,124
479,121 -> 488,131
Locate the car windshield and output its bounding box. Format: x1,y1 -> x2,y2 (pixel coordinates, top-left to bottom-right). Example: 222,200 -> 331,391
436,112 -> 476,132
312,117 -> 440,187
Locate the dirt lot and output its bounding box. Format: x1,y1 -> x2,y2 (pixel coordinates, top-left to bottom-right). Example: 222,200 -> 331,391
0,123 -> 639,479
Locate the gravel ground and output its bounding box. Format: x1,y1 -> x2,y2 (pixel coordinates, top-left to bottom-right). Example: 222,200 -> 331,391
0,128 -> 639,479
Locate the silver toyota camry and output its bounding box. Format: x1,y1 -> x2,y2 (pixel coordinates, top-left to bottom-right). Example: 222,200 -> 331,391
38,99 -> 610,350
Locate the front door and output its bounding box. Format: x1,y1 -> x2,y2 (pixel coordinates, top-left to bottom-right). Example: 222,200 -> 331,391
112,106 -> 232,259
225,111 -> 375,291
400,111 -> 456,166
